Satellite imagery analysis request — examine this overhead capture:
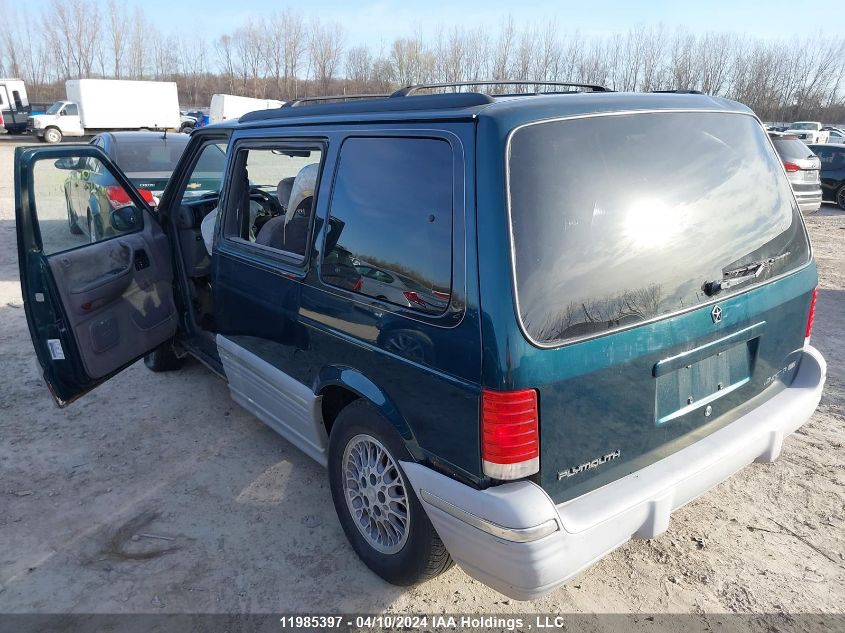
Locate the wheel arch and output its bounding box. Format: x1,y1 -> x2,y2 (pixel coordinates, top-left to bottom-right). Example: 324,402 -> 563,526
314,366 -> 419,453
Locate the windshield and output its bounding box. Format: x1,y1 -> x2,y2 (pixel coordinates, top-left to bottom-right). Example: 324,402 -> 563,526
508,111 -> 811,345
45,102 -> 64,115
114,137 -> 190,173
789,122 -> 816,130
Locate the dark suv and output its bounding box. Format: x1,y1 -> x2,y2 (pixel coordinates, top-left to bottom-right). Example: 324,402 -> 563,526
14,83 -> 826,600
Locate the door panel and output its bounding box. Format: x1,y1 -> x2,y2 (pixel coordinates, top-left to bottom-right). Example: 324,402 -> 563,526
15,144 -> 177,404
47,224 -> 175,379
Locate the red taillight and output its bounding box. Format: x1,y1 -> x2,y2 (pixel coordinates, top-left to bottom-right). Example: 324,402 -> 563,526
784,162 -> 801,173
106,185 -> 154,208
403,290 -> 425,306
105,185 -> 131,207
136,188 -> 155,205
481,388 -> 539,480
351,276 -> 363,292
805,288 -> 818,341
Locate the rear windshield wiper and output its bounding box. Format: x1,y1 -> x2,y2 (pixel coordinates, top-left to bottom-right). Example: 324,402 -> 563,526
703,252 -> 791,296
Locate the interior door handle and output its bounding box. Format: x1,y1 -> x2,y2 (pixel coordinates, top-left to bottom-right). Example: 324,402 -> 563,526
68,262 -> 132,296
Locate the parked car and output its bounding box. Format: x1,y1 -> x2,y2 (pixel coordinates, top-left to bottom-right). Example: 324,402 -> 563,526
180,113 -> 197,134
783,121 -> 830,143
61,131 -> 192,240
808,143 -> 845,209
14,85 -> 825,601
180,109 -> 210,134
0,78 -> 31,133
353,263 -> 447,312
768,132 -> 822,214
822,127 -> 845,144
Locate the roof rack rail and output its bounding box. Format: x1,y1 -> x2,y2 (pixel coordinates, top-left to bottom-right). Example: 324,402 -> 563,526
391,80 -> 608,97
283,94 -> 390,107
651,89 -> 704,94
239,92 -> 494,123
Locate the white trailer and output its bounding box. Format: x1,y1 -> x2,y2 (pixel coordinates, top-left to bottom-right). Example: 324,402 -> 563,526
28,79 -> 181,143
209,94 -> 284,124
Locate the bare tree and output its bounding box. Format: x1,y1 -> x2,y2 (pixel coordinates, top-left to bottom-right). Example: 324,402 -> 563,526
6,6 -> 845,122
232,19 -> 265,96
308,18 -> 344,94
346,44 -> 373,90
215,34 -> 236,93
126,6 -> 149,79
107,0 -> 127,78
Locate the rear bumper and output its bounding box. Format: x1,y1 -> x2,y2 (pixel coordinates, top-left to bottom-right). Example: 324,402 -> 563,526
402,345 -> 826,600
794,189 -> 823,213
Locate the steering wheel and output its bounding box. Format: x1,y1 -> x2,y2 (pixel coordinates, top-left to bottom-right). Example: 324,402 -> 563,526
248,186 -> 281,215
248,186 -> 282,237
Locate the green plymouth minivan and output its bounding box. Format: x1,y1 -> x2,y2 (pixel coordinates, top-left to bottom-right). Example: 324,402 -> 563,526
15,83 -> 826,599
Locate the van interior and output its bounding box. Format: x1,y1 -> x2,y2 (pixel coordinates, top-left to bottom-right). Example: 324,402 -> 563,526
173,144 -> 320,338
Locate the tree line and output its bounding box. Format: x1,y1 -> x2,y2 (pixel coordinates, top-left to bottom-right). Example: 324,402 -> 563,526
2,0 -> 845,122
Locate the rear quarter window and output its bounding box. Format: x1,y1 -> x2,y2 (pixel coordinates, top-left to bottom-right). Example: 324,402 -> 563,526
508,111 -> 811,346
322,137 -> 453,315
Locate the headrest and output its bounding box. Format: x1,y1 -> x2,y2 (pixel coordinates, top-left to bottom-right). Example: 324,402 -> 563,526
277,177 -> 295,210
286,163 -> 319,224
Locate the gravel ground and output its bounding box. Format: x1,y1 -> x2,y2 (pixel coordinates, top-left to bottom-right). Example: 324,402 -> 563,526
0,136 -> 843,616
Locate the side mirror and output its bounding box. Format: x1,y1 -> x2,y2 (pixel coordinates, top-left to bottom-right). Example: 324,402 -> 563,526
110,206 -> 141,232
54,157 -> 81,170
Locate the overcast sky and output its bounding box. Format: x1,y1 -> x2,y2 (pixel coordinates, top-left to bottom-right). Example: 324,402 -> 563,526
20,0 -> 842,45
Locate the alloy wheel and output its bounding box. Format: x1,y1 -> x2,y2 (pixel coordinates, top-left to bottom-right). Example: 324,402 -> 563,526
342,434 -> 410,554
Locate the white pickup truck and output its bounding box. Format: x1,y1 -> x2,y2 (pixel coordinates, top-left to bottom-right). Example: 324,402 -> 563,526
27,79 -> 181,143
784,121 -> 831,144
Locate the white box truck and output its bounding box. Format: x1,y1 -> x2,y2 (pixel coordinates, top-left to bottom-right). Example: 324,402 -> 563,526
27,79 -> 181,143
209,94 -> 284,124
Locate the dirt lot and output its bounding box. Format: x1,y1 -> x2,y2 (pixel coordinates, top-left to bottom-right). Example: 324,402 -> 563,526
0,136 -> 843,616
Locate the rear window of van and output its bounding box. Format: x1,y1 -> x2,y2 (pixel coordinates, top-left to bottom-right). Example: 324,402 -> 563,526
508,111 -> 810,345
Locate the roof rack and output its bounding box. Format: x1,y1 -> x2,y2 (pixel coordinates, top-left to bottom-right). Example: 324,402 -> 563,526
239,92 -> 494,123
651,89 -> 704,94
283,94 -> 390,107
391,80 -> 608,97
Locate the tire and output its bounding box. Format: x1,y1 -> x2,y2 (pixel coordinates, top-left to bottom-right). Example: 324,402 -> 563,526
837,184 -> 845,211
87,210 -> 102,243
143,342 -> 185,372
180,125 -> 194,135
66,194 -> 82,235
328,400 -> 452,586
43,127 -> 62,144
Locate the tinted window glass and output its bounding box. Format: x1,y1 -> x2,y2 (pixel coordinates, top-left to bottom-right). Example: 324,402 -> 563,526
114,137 -> 190,173
812,146 -> 845,167
323,137 -> 452,315
771,137 -> 815,161
509,112 -> 810,345
64,104 -> 78,116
